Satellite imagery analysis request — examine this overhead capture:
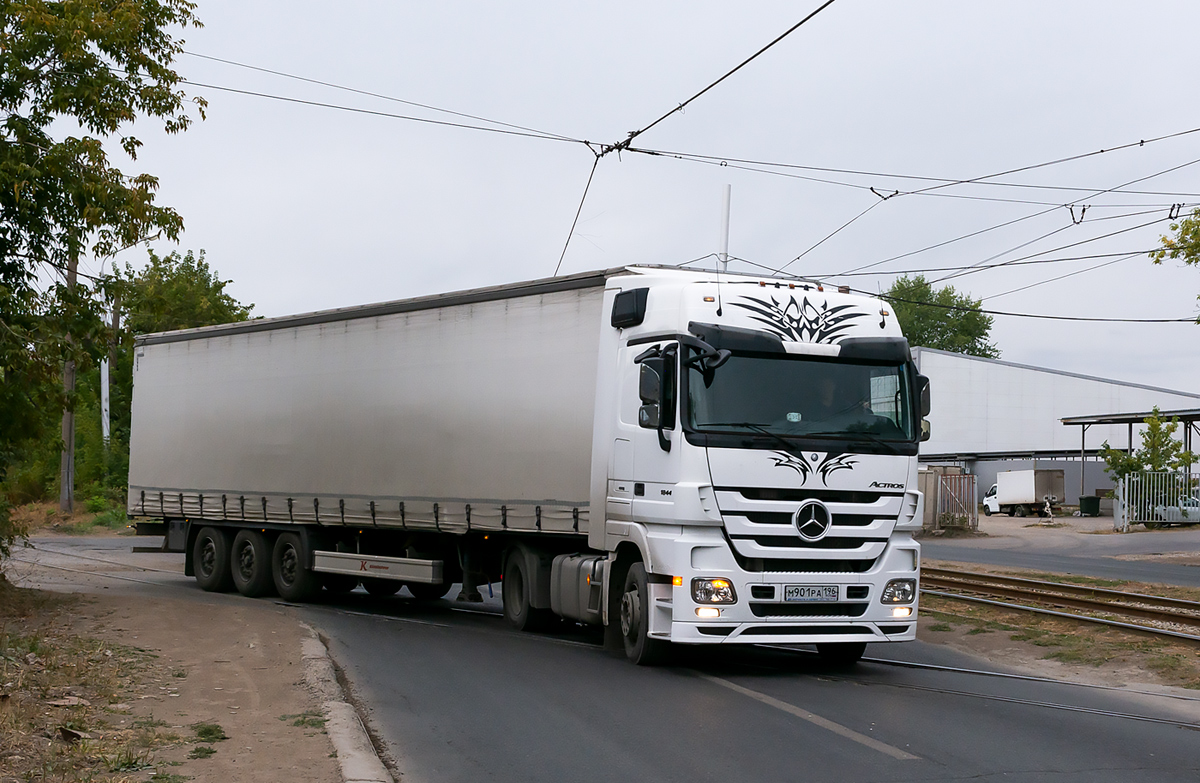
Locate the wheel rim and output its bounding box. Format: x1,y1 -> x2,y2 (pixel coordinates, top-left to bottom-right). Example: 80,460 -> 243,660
279,544 -> 298,587
237,542 -> 255,580
620,585 -> 640,640
200,539 -> 216,577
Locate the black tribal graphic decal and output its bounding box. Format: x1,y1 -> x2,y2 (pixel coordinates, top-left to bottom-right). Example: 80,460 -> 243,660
771,451 -> 857,486
732,295 -> 867,344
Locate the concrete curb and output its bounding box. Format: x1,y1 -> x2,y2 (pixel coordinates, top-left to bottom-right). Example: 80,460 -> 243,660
301,626 -> 393,783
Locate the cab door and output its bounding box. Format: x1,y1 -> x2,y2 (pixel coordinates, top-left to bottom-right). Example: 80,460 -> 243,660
627,341 -> 681,525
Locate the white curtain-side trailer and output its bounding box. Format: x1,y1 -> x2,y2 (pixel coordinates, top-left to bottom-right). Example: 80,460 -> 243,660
128,266 -> 930,664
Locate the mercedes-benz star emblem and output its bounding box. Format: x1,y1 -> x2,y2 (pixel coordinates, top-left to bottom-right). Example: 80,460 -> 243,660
793,500 -> 832,542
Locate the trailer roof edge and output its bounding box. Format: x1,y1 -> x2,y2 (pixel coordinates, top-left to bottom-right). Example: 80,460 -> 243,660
135,266 -> 629,346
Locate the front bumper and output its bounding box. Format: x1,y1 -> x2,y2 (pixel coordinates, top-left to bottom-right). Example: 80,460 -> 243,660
644,529 -> 921,645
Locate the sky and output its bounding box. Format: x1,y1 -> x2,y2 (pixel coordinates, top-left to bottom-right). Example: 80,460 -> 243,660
70,0 -> 1200,395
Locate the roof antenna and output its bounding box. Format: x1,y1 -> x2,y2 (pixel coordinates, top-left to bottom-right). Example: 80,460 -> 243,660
717,184 -> 731,315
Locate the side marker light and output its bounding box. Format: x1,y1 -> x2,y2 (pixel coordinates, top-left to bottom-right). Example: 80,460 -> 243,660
672,576 -> 683,586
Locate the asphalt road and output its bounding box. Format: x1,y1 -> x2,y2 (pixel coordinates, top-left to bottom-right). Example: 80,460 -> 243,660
13,537 -> 1200,783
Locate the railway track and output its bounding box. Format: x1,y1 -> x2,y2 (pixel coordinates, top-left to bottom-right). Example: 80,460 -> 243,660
922,566 -> 1200,643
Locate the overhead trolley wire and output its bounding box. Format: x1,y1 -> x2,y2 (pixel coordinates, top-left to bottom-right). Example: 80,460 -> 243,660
868,288 -> 1195,324
181,80 -> 589,146
182,51 -> 581,143
600,0 -> 839,156
982,252 -> 1143,301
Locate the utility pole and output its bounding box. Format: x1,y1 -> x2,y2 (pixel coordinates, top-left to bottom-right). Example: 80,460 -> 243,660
58,247 -> 78,513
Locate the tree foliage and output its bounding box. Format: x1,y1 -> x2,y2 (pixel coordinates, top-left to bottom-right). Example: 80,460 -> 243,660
1099,407 -> 1198,480
114,249 -> 254,335
881,275 -> 1000,358
1151,207 -> 1200,323
0,1 -> 203,559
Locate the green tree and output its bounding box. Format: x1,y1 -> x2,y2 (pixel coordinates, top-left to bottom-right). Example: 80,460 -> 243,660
0,1 -> 203,557
1151,207 -> 1200,323
882,275 -> 1000,358
114,249 -> 254,335
1099,407 -> 1198,480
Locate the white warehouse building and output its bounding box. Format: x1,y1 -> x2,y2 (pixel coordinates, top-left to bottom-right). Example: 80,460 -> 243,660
912,348 -> 1200,504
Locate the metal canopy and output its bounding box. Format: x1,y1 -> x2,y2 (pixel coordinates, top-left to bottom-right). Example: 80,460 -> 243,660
1061,407 -> 1200,500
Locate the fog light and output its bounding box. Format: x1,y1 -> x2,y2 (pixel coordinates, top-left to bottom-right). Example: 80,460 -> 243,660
881,579 -> 916,604
692,577 -> 737,604
696,607 -> 722,619
891,606 -> 912,618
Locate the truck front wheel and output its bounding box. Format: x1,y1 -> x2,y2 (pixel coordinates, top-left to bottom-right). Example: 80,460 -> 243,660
620,563 -> 670,666
193,527 -> 234,593
231,530 -> 275,598
272,532 -> 320,602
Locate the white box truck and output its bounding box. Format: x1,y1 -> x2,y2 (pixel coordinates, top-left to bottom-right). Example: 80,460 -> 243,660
128,266 -> 930,665
982,470 -> 1065,518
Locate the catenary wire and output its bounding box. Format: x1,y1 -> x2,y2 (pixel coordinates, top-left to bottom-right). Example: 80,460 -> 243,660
627,144 -> 1200,199
981,252 -> 1141,301
605,0 -> 839,154
552,156 -> 601,276
808,248 -> 1166,278
182,80 -> 589,147
182,51 -> 580,143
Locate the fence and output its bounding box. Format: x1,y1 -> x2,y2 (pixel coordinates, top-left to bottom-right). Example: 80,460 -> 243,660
935,473 -> 978,531
1114,471 -> 1200,532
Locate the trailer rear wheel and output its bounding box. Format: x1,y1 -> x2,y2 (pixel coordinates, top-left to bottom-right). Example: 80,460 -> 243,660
620,563 -> 670,666
193,527 -> 234,592
231,530 -> 275,598
272,532 -> 320,602
503,553 -> 550,631
816,642 -> 866,666
407,582 -> 452,601
362,578 -> 401,597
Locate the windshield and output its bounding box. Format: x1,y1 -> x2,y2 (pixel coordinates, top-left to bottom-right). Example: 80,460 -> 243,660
686,352 -> 915,441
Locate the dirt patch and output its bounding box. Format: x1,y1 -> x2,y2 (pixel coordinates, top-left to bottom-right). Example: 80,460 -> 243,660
0,573 -> 340,783
10,501 -> 131,538
1112,551 -> 1200,567
919,561 -> 1200,690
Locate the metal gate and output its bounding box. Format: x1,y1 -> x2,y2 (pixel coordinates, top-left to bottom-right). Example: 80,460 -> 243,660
936,473 -> 978,531
1114,471 -> 1200,532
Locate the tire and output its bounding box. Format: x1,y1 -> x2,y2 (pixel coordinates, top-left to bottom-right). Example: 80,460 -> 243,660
1015,505 -> 1028,518
502,552 -> 551,631
231,529 -> 275,598
193,527 -> 234,593
619,562 -> 670,666
406,582 -> 453,601
272,532 -> 320,602
982,506 -> 992,517
321,574 -> 359,594
362,578 -> 402,597
1006,507 -> 1016,517
816,642 -> 867,666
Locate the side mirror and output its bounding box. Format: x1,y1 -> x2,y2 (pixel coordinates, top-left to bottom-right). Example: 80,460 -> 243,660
920,419 -> 931,442
918,374 -> 931,418
639,362 -> 661,405
638,405 -> 660,428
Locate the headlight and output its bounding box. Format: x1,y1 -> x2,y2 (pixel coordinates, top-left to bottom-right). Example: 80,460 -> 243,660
881,579 -> 916,604
692,577 -> 737,604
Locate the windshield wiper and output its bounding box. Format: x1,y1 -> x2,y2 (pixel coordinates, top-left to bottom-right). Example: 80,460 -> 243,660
698,421 -> 808,457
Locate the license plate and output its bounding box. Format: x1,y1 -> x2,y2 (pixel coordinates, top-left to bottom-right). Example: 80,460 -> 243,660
784,585 -> 839,602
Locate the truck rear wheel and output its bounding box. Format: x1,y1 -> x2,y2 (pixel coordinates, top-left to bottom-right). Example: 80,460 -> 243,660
193,527 -> 234,593
620,563 -> 670,666
272,532 -> 320,602
1015,505 -> 1027,518
503,553 -> 550,631
231,530 -> 275,598
816,642 -> 866,666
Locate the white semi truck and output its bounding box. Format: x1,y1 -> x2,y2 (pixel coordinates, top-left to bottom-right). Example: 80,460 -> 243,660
128,266 -> 930,665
